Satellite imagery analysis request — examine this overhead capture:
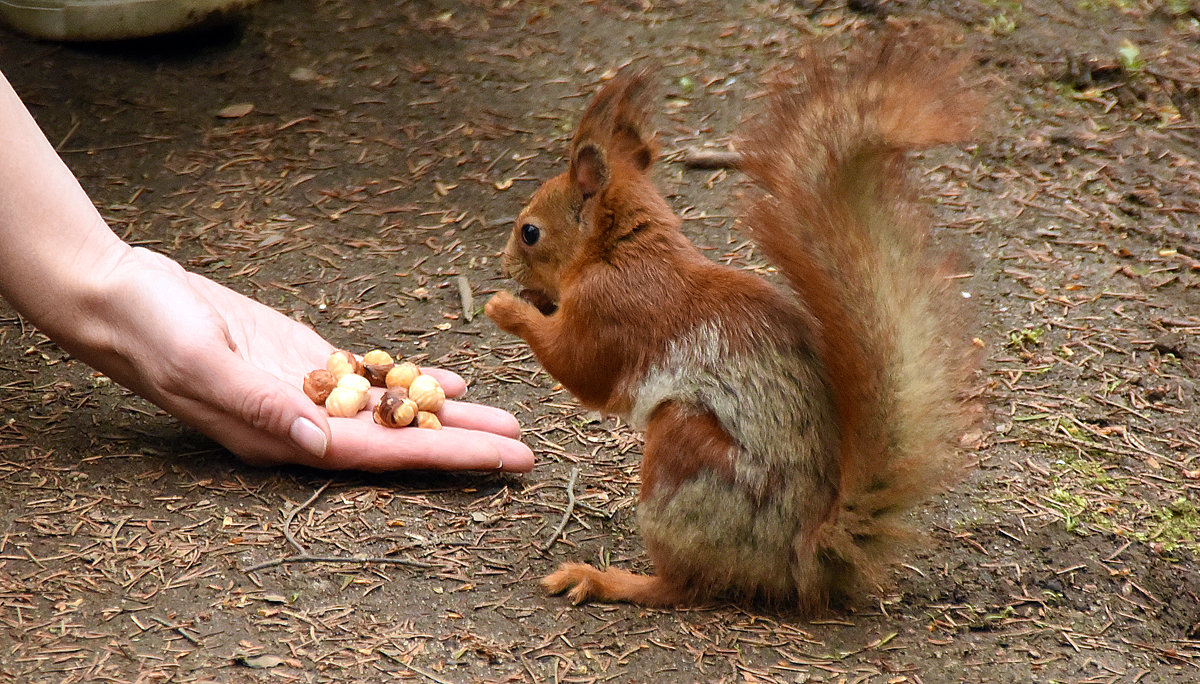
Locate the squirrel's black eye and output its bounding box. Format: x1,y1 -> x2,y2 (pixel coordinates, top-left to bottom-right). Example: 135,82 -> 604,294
520,223 -> 540,246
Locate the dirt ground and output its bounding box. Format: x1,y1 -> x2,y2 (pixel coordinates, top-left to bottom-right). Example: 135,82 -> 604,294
1,0 -> 1198,681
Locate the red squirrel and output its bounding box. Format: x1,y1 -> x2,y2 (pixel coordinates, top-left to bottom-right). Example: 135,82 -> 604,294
486,36 -> 982,611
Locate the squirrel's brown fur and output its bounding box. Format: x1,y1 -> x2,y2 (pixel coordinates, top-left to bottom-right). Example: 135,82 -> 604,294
486,35 -> 982,612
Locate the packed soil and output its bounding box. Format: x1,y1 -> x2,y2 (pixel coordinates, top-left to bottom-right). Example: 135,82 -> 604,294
2,1 -> 1199,682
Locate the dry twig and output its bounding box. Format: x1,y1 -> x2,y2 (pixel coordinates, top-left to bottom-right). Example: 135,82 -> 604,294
244,481 -> 433,574
540,467 -> 580,552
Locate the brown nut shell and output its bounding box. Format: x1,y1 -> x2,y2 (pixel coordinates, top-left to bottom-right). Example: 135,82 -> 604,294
373,391 -> 418,428
407,374 -> 445,413
385,361 -> 421,391
326,350 -> 363,379
303,369 -> 337,405
325,386 -> 368,417
363,362 -> 394,387
416,411 -> 442,430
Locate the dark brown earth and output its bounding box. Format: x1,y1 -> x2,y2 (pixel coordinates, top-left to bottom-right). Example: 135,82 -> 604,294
2,1 -> 1199,682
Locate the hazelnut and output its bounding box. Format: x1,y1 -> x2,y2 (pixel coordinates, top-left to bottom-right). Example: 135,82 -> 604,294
302,369 -> 337,405
407,374 -> 445,413
326,350 -> 363,379
416,411 -> 442,430
373,390 -> 418,428
336,373 -> 371,394
363,364 -> 393,387
385,361 -> 421,391
362,349 -> 395,386
362,349 -> 394,366
325,386 -> 368,417
362,352 -> 395,387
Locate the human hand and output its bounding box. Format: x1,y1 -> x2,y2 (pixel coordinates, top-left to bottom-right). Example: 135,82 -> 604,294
69,246 -> 534,472
0,72 -> 530,472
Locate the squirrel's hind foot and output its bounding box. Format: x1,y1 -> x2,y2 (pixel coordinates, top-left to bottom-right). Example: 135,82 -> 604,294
542,562 -> 685,606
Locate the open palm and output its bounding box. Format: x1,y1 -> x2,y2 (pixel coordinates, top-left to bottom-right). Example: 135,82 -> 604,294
78,247 -> 533,472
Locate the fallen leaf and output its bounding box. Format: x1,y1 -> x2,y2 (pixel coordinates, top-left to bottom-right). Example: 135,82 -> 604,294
289,67 -> 322,82
217,103 -> 255,119
238,654 -> 285,669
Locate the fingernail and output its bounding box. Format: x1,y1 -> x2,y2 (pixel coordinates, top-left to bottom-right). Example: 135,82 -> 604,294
289,417 -> 327,458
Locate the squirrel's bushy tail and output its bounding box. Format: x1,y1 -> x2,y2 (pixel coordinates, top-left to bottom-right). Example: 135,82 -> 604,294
737,35 -> 983,608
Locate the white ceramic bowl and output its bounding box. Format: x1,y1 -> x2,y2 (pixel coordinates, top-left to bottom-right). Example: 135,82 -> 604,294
0,0 -> 259,41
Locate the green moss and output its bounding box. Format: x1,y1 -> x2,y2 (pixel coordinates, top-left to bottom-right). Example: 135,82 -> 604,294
1040,444 -> 1132,537
1007,326 -> 1044,350
1047,488 -> 1088,534
983,12 -> 1018,35
1117,39 -> 1144,73
1076,0 -> 1135,12
1136,498 -> 1200,551
1059,454 -> 1123,493
979,0 -> 1022,36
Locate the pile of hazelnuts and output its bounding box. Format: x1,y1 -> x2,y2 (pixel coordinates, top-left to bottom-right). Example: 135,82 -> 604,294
303,350 -> 446,430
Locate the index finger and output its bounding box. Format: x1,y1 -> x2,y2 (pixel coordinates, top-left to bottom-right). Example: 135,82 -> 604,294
322,415 -> 535,473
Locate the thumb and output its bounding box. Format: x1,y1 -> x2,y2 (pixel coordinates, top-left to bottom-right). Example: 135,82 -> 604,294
211,361 -> 332,460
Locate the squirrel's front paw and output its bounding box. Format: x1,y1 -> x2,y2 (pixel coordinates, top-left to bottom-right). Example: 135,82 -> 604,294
485,290 -> 534,333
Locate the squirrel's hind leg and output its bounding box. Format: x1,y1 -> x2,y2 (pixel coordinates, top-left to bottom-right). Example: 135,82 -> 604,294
541,402 -> 735,607
542,563 -> 688,606
540,403 -> 744,604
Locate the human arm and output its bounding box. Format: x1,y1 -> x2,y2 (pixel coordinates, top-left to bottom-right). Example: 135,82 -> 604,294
0,70 -> 534,472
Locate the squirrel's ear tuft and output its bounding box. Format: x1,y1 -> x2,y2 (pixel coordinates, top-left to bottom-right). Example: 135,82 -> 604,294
609,68 -> 656,171
569,65 -> 657,191
571,142 -> 608,200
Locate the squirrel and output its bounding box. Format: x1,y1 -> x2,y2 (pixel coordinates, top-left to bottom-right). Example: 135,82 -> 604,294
485,35 -> 983,612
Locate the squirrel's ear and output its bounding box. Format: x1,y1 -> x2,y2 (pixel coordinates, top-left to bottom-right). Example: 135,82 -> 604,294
611,121 -> 654,172
571,142 -> 608,200
568,66 -> 656,193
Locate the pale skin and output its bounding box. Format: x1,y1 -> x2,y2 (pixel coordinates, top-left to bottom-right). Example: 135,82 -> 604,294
0,71 -> 534,473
